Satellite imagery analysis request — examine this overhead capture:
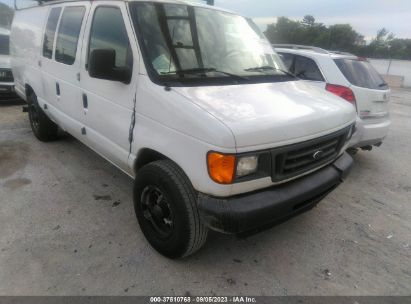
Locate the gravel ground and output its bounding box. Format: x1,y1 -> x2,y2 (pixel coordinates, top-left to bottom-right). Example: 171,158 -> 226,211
0,89 -> 410,296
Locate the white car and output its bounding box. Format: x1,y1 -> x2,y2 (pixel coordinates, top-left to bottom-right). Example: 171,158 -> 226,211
0,28 -> 16,100
275,45 -> 391,151
11,0 -> 356,258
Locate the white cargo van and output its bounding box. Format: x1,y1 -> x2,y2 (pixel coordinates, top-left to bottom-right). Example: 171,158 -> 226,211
0,28 -> 16,99
11,0 -> 356,258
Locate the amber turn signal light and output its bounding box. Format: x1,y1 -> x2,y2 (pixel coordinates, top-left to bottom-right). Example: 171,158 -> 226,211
207,152 -> 236,184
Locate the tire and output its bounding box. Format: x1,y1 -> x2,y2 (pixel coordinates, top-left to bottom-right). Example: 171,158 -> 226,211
134,160 -> 208,258
27,92 -> 59,142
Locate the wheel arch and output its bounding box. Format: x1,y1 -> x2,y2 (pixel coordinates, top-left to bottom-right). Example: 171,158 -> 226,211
25,84 -> 35,100
133,148 -> 169,174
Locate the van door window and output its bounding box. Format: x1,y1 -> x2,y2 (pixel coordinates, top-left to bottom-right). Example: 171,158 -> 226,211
55,6 -> 85,65
88,7 -> 133,72
43,7 -> 62,59
294,55 -> 324,81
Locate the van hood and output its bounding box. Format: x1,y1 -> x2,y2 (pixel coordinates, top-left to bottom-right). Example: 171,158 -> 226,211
174,81 -> 356,149
0,55 -> 11,69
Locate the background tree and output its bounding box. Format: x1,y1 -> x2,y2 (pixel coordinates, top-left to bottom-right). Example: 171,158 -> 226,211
302,15 -> 315,27
328,24 -> 359,50
264,16 -> 411,60
265,16 -> 329,46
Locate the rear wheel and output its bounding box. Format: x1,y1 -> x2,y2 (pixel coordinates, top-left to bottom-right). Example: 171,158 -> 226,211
27,92 -> 59,142
134,160 -> 208,258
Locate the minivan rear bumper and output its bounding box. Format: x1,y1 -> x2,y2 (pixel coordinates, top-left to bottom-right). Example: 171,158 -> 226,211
197,152 -> 353,235
350,118 -> 390,148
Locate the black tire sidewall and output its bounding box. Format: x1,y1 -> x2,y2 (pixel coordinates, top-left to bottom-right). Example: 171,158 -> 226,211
134,164 -> 193,259
27,93 -> 41,137
27,92 -> 58,141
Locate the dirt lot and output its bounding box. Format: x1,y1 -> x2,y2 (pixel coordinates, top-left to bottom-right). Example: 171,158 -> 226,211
0,89 -> 410,296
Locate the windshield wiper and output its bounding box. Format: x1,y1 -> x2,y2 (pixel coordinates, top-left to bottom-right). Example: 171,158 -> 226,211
161,68 -> 248,81
244,66 -> 297,79
378,82 -> 388,88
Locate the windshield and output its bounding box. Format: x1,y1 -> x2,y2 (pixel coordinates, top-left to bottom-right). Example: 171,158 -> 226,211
334,58 -> 388,90
129,2 -> 291,86
0,35 -> 10,55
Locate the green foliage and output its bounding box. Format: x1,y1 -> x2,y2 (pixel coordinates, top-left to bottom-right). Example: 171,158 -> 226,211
0,3 -> 14,29
302,15 -> 315,26
264,17 -> 411,60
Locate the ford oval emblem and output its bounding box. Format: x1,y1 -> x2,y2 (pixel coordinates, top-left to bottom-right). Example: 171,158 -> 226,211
313,150 -> 325,160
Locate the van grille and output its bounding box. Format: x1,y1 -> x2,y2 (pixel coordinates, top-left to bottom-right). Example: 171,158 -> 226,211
271,127 -> 351,182
0,69 -> 14,82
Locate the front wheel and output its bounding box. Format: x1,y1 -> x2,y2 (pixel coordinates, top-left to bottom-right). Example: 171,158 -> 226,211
134,160 -> 208,258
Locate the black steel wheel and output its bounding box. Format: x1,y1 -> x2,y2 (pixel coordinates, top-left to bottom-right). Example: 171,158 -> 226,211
134,160 -> 208,258
141,185 -> 174,239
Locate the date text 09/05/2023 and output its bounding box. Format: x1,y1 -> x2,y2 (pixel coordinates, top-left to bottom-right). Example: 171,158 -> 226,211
150,296 -> 257,303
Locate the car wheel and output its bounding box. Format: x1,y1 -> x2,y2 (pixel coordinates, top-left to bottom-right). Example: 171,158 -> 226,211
27,92 -> 59,142
134,160 -> 208,258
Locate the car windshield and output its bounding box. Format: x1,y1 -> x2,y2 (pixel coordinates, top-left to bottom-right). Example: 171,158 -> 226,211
129,2 -> 291,85
334,58 -> 388,90
0,35 -> 10,55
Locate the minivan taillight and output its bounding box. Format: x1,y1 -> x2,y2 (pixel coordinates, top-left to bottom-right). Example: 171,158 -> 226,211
326,84 -> 356,107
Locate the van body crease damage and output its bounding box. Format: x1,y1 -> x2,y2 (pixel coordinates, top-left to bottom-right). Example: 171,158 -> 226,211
128,92 -> 137,158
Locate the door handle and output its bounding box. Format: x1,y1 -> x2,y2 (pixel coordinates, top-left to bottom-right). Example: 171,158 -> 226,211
56,82 -> 60,96
82,93 -> 88,109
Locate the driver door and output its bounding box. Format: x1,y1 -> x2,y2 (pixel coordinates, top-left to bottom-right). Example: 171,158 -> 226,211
79,3 -> 139,174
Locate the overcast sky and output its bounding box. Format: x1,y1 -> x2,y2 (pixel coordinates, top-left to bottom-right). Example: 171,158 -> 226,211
1,0 -> 410,40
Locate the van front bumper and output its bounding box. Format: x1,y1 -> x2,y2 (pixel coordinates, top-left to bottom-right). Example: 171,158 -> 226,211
197,152 -> 353,235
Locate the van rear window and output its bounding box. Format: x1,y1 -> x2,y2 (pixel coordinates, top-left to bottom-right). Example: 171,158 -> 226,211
334,58 -> 388,90
55,6 -> 85,65
43,7 -> 62,59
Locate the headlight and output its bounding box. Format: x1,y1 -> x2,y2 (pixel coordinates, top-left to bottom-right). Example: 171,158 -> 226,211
207,151 -> 270,184
236,155 -> 258,177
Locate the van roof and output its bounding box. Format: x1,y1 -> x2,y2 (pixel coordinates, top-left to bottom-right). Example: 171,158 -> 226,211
15,0 -> 235,15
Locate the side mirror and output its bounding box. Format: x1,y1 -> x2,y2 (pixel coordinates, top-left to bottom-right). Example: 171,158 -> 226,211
89,49 -> 131,84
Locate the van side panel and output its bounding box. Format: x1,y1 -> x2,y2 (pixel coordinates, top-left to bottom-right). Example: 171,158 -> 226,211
41,4 -> 91,138
10,7 -> 48,101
